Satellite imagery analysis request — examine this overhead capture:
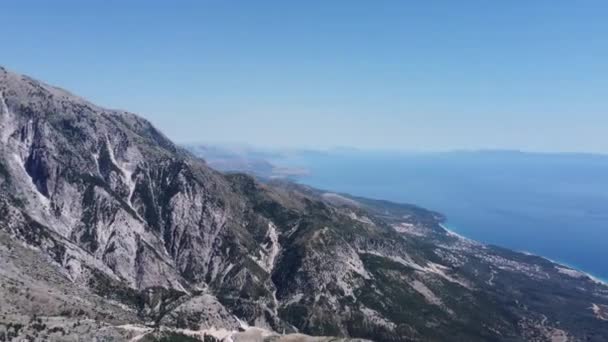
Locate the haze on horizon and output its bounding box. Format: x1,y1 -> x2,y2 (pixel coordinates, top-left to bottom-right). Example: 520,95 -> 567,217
1,1 -> 607,153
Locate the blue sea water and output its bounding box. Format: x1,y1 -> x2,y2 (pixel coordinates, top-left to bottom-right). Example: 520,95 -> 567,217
286,151 -> 608,280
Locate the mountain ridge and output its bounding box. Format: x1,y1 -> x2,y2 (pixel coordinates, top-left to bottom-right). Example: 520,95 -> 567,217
1,66 -> 608,342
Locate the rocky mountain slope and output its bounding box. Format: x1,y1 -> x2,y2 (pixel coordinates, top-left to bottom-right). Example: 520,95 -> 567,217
1,67 -> 607,342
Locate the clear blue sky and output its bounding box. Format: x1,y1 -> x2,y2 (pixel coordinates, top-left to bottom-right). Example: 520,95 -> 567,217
1,1 -> 607,152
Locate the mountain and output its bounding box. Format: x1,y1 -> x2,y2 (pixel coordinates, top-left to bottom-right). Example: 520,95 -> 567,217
192,146 -> 608,281
0,67 -> 607,342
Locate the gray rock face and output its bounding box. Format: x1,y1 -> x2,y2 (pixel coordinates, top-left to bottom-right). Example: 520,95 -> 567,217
0,67 -> 277,330
1,66 -> 608,342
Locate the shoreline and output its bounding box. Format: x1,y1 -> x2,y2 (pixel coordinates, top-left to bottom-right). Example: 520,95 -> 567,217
541,257 -> 608,286
440,222 -> 608,286
438,223 -> 473,242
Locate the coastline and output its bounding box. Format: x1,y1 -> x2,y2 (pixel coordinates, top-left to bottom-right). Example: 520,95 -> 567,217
438,223 -> 473,242
439,222 -> 608,286
296,173 -> 608,287
542,257 -> 608,286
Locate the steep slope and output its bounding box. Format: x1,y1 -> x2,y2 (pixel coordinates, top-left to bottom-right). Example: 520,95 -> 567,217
0,66 -> 293,333
1,67 -> 607,342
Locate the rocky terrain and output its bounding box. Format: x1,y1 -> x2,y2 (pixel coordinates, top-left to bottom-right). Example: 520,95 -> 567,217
1,67 -> 608,341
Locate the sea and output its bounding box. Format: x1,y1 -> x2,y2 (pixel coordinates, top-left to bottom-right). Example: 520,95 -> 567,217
282,150 -> 608,281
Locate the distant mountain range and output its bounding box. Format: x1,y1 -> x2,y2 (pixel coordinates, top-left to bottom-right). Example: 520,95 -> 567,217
186,144 -> 608,181
1,67 -> 608,341
185,144 -> 310,180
